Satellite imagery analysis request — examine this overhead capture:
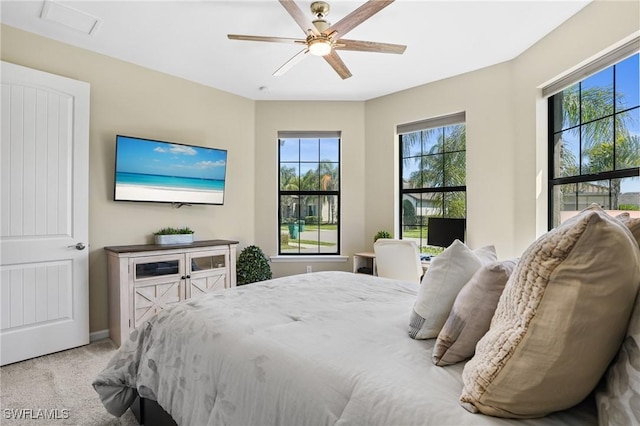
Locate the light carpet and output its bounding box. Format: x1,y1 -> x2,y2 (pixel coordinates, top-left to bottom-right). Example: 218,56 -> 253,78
0,339 -> 138,426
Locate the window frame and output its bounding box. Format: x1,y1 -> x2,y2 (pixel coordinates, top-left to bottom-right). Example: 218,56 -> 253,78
547,51 -> 640,229
277,133 -> 341,256
398,116 -> 467,250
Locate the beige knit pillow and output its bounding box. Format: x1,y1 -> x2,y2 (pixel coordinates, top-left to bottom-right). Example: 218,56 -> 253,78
460,205 -> 640,418
617,213 -> 640,247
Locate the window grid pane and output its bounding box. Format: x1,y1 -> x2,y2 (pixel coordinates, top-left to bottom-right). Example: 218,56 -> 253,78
548,53 -> 640,229
400,123 -> 466,253
278,137 -> 340,255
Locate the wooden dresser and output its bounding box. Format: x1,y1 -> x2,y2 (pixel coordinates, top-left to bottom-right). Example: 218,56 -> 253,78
105,239 -> 238,346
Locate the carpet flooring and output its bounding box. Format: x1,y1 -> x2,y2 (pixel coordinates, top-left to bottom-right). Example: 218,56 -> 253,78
0,339 -> 138,426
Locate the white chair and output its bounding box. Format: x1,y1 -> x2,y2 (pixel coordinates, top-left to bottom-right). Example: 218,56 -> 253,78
373,239 -> 423,284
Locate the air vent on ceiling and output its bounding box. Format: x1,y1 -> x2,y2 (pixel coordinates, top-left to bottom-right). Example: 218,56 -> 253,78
40,1 -> 102,36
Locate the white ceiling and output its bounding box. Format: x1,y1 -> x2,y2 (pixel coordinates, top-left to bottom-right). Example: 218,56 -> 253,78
1,0 -> 591,101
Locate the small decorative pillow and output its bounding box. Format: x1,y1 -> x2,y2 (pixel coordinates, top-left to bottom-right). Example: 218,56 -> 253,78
408,240 -> 497,340
460,205 -> 640,418
432,258 -> 518,366
596,290 -> 640,425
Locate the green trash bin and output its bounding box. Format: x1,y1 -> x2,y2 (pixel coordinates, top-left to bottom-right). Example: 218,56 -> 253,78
298,220 -> 305,232
288,223 -> 298,239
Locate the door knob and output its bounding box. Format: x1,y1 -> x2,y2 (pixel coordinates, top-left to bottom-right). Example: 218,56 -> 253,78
68,242 -> 86,250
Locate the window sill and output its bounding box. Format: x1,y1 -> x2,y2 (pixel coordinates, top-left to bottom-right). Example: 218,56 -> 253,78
270,255 -> 349,263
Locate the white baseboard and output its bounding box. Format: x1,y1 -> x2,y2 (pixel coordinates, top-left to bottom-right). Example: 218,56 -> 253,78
90,329 -> 110,342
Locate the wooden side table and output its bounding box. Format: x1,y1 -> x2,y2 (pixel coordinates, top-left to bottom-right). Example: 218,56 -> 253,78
353,252 -> 376,275
353,252 -> 430,277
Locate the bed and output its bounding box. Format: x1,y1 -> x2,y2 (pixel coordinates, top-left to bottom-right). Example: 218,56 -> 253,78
94,205 -> 640,425
93,271 -> 600,426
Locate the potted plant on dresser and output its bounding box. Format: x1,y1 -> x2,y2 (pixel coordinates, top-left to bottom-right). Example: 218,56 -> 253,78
153,227 -> 195,245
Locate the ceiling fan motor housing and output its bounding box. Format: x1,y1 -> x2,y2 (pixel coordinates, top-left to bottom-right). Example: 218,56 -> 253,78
312,19 -> 330,33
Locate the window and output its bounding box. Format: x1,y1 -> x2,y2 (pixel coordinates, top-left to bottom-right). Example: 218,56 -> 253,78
548,51 -> 640,228
278,132 -> 340,255
398,113 -> 466,254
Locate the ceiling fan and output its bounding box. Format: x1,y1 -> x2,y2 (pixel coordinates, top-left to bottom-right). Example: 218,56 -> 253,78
227,0 -> 406,80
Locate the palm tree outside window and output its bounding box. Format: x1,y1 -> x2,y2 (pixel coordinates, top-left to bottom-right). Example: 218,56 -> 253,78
548,52 -> 640,228
278,132 -> 340,255
398,113 -> 466,255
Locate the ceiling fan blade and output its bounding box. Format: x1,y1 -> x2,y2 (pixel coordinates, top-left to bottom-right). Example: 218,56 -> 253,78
273,48 -> 310,77
228,34 -> 305,45
324,0 -> 394,39
335,39 -> 406,54
279,0 -> 320,36
323,51 -> 352,80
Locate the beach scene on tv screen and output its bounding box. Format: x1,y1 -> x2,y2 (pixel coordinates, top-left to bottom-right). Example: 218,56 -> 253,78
115,136 -> 227,204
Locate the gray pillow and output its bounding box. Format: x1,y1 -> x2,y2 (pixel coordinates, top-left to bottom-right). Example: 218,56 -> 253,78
433,259 -> 517,366
408,240 -> 497,340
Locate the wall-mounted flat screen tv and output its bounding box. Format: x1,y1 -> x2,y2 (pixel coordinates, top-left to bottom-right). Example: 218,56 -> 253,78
114,135 -> 227,205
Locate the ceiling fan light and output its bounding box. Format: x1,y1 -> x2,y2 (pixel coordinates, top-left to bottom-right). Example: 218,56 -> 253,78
308,39 -> 332,56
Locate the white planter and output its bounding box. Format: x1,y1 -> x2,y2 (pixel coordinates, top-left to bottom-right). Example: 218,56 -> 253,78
154,234 -> 194,245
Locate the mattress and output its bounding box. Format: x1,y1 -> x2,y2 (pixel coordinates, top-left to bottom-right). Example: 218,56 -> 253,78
93,271 -> 597,425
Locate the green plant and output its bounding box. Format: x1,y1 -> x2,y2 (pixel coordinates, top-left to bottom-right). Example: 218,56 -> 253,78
374,230 -> 392,242
237,245 -> 272,285
153,227 -> 194,235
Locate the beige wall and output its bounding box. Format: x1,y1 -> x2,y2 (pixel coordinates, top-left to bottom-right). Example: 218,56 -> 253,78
1,25 -> 256,333
512,0 -> 640,255
364,0 -> 639,259
1,0 -> 638,333
365,63 -> 516,257
254,101 -> 366,277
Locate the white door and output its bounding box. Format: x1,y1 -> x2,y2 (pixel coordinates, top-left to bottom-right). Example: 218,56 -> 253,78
0,61 -> 90,365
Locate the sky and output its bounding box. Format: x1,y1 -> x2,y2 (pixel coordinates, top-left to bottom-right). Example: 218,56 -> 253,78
279,138 -> 339,163
116,136 -> 227,180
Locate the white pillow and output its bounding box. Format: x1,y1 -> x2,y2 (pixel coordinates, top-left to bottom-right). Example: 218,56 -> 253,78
408,240 -> 497,339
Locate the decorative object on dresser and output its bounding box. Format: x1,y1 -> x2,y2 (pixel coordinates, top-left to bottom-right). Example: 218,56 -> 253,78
153,226 -> 194,245
104,239 -> 238,347
236,245 -> 272,285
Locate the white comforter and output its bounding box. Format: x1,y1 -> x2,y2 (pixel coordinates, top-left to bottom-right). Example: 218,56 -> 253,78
93,271 -> 597,425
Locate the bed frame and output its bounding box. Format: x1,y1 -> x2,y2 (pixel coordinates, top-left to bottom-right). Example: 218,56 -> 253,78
131,395 -> 177,426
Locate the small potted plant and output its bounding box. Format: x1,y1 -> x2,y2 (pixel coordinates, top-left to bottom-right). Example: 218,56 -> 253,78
153,227 -> 195,245
236,245 -> 272,285
374,230 -> 392,242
